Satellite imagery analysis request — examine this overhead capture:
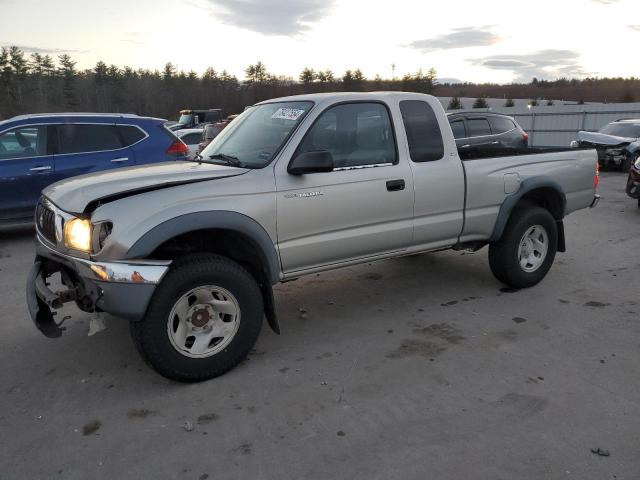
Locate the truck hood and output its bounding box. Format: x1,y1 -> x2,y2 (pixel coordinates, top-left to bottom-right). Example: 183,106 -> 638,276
44,161 -> 248,214
577,131 -> 636,147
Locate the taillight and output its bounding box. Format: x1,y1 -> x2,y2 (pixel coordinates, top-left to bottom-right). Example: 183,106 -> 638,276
166,139 -> 189,156
594,162 -> 600,189
522,132 -> 529,143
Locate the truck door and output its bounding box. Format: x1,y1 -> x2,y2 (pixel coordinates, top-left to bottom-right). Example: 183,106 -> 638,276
275,102 -> 414,273
399,100 -> 465,248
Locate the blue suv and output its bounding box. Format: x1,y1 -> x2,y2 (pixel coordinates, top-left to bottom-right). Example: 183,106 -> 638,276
0,113 -> 189,224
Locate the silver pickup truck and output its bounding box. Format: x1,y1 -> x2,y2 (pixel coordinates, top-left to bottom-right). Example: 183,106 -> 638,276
26,92 -> 600,381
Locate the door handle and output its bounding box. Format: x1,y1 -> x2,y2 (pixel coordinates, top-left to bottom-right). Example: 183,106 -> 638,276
461,144 -> 471,148
29,165 -> 51,172
386,179 -> 405,191
490,141 -> 500,145
111,157 -> 129,163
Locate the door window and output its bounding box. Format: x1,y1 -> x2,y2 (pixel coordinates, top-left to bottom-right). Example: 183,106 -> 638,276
297,102 -> 397,168
0,126 -> 47,160
58,124 -> 122,154
181,133 -> 201,144
466,118 -> 491,137
400,100 -> 444,162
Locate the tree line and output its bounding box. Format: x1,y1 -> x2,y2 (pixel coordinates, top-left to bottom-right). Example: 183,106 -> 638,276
1,45 -> 639,121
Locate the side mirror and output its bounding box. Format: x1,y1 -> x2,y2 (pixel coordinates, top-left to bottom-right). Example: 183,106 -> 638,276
288,150 -> 334,175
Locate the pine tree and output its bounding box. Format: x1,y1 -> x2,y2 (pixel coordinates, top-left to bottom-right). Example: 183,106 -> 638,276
447,96 -> 463,110
299,67 -> 315,84
58,54 -> 78,108
504,98 -> 515,107
472,97 -> 488,108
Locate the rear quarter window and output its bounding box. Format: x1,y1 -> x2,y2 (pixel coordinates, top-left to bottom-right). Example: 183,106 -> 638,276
488,116 -> 516,134
117,125 -> 146,146
400,100 -> 444,162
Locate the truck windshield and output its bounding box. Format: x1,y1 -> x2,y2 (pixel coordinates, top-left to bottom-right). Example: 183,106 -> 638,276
200,101 -> 314,168
599,123 -> 640,138
178,113 -> 194,125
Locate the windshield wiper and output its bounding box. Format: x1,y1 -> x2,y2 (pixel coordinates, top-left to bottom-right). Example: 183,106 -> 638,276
208,153 -> 245,168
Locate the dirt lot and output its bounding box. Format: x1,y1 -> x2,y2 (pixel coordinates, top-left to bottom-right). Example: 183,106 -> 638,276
0,172 -> 638,480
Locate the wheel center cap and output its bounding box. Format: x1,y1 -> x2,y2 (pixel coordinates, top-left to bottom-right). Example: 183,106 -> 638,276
191,308 -> 211,327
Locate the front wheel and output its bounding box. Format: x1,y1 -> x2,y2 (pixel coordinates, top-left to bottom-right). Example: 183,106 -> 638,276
620,154 -> 635,172
489,206 -> 558,289
131,254 -> 264,382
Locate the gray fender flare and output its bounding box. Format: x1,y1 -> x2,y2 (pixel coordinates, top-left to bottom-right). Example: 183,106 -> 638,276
126,211 -> 282,285
125,211 -> 282,333
489,176 -> 567,243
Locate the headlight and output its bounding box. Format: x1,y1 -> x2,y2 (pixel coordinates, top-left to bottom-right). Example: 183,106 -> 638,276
64,218 -> 92,252
570,140 -> 579,148
635,156 -> 640,168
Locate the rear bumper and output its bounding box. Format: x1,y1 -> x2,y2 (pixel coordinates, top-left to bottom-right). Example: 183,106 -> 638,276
26,238 -> 171,337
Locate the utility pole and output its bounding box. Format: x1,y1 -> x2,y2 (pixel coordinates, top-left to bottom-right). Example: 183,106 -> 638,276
391,64 -> 396,81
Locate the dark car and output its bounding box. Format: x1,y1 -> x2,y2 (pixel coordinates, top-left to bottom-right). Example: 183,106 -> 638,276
572,119 -> 640,171
0,113 -> 188,224
447,112 -> 529,153
626,155 -> 640,207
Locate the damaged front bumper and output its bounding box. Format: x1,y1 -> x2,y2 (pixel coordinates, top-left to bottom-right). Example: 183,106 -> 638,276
26,237 -> 171,338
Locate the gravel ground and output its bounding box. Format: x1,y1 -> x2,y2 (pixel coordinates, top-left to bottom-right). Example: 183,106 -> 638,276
0,171 -> 638,480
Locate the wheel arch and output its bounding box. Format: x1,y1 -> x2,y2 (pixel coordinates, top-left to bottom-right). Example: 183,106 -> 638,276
490,177 -> 567,244
125,211 -> 282,333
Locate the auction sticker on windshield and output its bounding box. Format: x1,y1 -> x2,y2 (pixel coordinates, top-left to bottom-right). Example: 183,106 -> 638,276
272,108 -> 306,121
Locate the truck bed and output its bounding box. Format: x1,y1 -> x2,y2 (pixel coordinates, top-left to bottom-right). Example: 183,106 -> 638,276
458,147 -> 598,243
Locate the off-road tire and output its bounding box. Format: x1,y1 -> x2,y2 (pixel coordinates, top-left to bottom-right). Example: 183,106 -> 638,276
489,205 -> 558,289
130,254 -> 263,382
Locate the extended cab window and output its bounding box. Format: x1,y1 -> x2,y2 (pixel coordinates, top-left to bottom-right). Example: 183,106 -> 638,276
400,100 -> 444,162
58,124 -> 122,154
467,118 -> 491,137
0,125 -> 47,160
298,102 -> 396,168
488,116 -> 515,134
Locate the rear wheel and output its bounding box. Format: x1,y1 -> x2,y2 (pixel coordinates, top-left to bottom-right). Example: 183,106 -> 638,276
489,206 -> 558,289
131,254 -> 263,382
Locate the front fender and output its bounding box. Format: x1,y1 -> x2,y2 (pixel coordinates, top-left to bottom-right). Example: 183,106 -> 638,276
125,211 -> 282,285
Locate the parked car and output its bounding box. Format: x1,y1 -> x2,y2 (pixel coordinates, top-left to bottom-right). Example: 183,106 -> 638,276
26,92 -> 599,381
625,154 -> 640,207
170,109 -> 223,131
447,111 -> 529,153
175,128 -> 203,159
0,113 -> 188,224
571,119 -> 640,171
197,115 -> 239,153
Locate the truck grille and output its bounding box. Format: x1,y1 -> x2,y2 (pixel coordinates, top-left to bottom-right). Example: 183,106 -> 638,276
35,201 -> 57,243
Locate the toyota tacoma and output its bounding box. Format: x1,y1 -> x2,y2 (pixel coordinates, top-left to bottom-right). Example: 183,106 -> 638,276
26,92 -> 600,381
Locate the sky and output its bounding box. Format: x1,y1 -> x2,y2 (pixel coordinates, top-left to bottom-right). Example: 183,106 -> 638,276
1,0 -> 638,84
